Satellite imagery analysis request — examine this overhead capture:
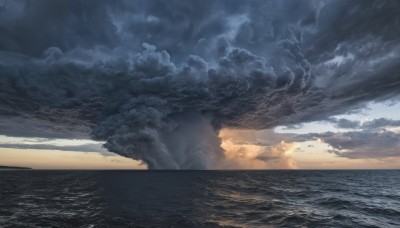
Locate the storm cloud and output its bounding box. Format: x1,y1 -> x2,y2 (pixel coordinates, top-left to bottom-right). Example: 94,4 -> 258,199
1,0 -> 400,169
0,142 -> 107,153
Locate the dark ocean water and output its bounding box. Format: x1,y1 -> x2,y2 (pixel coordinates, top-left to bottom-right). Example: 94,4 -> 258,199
0,170 -> 399,228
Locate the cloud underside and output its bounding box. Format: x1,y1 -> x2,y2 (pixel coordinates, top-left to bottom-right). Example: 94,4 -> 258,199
0,142 -> 107,153
0,0 -> 400,169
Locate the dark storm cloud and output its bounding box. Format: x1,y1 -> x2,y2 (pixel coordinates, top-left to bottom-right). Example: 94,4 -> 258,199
0,142 -> 107,153
0,117 -> 92,139
0,0 -> 400,169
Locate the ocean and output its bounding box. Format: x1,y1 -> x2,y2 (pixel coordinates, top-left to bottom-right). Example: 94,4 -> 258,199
0,170 -> 399,227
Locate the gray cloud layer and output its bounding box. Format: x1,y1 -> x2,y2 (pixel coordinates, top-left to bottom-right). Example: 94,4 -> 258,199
317,130 -> 400,159
0,143 -> 107,153
327,117 -> 400,130
0,0 -> 400,169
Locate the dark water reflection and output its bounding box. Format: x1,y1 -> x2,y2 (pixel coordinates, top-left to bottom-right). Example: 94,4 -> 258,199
1,170 -> 400,227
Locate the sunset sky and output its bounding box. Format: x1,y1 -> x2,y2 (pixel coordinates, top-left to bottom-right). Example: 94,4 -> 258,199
1,101 -> 399,169
1,0 -> 400,169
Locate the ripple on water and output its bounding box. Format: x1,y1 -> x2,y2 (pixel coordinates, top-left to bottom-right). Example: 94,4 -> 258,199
1,170 -> 400,227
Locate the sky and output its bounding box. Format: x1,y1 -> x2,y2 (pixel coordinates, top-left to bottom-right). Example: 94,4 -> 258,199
0,0 -> 400,169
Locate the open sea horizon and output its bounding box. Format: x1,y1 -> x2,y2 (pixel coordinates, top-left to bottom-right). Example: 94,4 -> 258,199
1,170 -> 399,227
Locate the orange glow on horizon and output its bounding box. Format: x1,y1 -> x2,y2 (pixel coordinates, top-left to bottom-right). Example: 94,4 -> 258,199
0,148 -> 146,170
219,129 -> 298,169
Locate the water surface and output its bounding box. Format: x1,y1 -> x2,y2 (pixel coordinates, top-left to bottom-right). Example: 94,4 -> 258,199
1,170 -> 399,227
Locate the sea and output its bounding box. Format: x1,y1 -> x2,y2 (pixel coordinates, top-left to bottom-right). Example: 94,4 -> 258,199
0,170 -> 399,227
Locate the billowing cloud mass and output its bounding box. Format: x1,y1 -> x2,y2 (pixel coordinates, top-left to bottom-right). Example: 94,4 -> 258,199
0,0 -> 400,169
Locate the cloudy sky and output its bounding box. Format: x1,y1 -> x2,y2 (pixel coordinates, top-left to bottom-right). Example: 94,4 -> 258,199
0,0 -> 399,169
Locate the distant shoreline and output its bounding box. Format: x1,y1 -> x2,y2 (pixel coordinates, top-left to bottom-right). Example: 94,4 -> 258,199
0,165 -> 32,170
